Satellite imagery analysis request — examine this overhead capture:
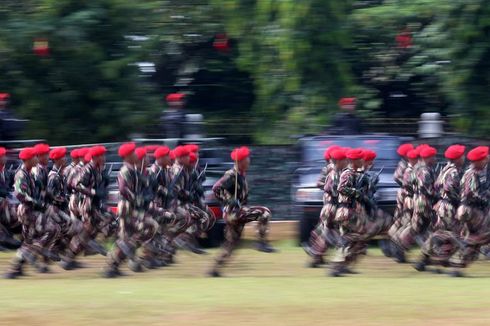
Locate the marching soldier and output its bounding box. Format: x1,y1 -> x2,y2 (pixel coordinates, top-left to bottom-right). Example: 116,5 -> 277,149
329,148 -> 366,277
208,146 -> 276,277
448,146 -> 490,277
0,147 -> 20,249
5,148 -> 60,278
415,145 -> 466,271
317,146 -> 340,191
397,146 -> 437,259
393,144 -> 414,224
305,147 -> 347,267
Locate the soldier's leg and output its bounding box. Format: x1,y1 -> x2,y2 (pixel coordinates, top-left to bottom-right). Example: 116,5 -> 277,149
208,223 -> 243,277
237,205 -> 275,252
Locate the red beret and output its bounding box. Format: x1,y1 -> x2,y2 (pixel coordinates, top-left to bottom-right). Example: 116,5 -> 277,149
363,150 -> 377,161
467,146 -> 489,162
189,152 -> 198,164
166,93 -> 185,103
169,150 -> 176,160
118,142 -> 136,158
444,145 -> 466,160
154,146 -> 170,159
70,149 -> 80,159
145,145 -> 159,153
0,147 -> 6,157
19,147 -> 36,161
406,149 -> 419,159
330,149 -> 346,161
34,143 -> 50,155
186,144 -> 200,153
90,145 -> 107,157
419,146 -> 437,159
83,152 -> 92,163
231,146 -> 250,162
346,148 -> 364,160
324,145 -> 341,160
397,143 -> 414,157
49,147 -> 67,160
78,148 -> 89,159
135,147 -> 147,161
0,93 -> 10,101
338,97 -> 356,107
174,145 -> 190,158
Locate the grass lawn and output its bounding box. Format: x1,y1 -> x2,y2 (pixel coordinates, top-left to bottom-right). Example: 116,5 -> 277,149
0,240 -> 489,326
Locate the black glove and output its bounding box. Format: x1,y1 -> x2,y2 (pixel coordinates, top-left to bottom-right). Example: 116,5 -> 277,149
178,190 -> 190,202
32,199 -> 45,211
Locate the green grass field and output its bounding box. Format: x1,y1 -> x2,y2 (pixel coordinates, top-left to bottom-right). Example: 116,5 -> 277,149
0,240 -> 489,326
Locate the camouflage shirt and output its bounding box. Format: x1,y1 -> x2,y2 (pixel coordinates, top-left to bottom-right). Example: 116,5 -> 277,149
402,163 -> 415,196
63,162 -> 78,193
394,159 -> 407,186
337,167 -> 360,207
323,166 -> 341,203
317,162 -> 334,190
47,165 -> 68,208
0,166 -> 14,198
459,166 -> 487,208
412,162 -> 435,201
170,162 -> 192,204
14,165 -> 36,205
118,162 -> 137,203
31,163 -> 49,201
148,163 -> 170,208
213,167 -> 248,205
76,162 -> 103,198
434,162 -> 461,205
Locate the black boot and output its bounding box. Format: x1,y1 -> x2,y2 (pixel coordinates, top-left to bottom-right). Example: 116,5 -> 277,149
207,268 -> 221,277
102,266 -> 120,278
256,241 -> 277,253
128,259 -> 143,273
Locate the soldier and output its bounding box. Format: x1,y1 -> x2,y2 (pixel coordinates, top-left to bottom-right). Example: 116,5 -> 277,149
143,145 -> 176,268
167,145 -> 211,257
329,148 -> 366,277
448,146 -> 489,277
104,143 -> 158,277
0,147 -> 20,249
304,147 -> 347,267
397,146 -> 437,259
415,145 -> 465,271
316,145 -> 340,191
4,148 -> 60,278
208,146 -> 276,277
393,144 -> 414,224
388,148 -> 420,263
69,146 -> 109,259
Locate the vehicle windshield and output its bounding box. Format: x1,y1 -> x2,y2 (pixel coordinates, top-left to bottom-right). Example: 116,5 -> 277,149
303,137 -> 400,162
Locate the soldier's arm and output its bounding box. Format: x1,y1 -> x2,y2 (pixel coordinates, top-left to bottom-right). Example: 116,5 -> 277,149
316,166 -> 328,189
337,171 -> 359,198
47,176 -> 66,205
118,170 -> 135,202
76,167 -> 95,196
14,174 -> 35,204
421,169 -> 435,197
212,171 -> 234,204
444,170 -> 460,203
393,161 -> 405,186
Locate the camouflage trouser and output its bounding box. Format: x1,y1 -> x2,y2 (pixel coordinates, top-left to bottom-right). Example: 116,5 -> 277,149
68,193 -> 81,220
448,205 -> 490,268
388,195 -> 413,240
46,205 -> 84,256
177,203 -> 216,245
309,202 -> 337,258
107,200 -> 158,268
0,198 -> 19,241
364,207 -> 394,239
393,188 -> 406,221
69,197 -> 115,256
213,205 -> 271,271
8,204 -> 60,273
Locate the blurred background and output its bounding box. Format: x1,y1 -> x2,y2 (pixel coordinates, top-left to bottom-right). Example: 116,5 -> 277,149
1,0 -> 489,144
0,0 -> 489,234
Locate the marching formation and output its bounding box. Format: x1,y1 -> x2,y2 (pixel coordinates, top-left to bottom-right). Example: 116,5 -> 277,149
303,144 -> 490,277
0,142 -> 276,279
1,140 -> 488,279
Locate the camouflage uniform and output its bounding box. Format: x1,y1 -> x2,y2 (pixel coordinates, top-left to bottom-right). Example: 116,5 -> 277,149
7,165 -> 60,274
308,165 -> 341,261
211,167 -> 272,273
449,166 -> 490,268
317,162 -> 334,198
0,167 -> 19,244
389,162 -> 416,240
106,163 -> 158,271
397,162 -> 435,250
65,161 -> 83,220
420,162 -> 462,264
330,166 -> 367,273
393,159 -> 408,222
72,161 -> 114,254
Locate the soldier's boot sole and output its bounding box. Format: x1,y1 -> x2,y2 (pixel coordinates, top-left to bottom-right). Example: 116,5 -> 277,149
128,260 -> 143,273
207,269 -> 221,277
449,270 -> 464,278
3,272 -> 18,279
